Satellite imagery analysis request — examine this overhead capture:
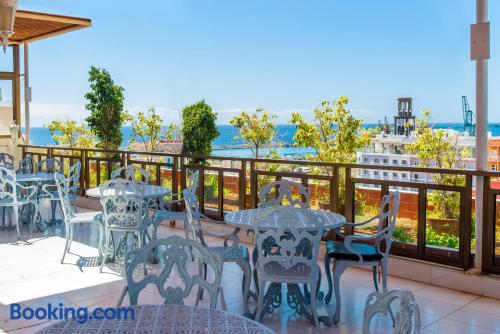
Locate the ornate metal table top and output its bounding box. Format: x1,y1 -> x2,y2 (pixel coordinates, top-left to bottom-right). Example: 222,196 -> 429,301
36,304 -> 275,334
15,172 -> 55,183
225,207 -> 346,231
86,185 -> 171,199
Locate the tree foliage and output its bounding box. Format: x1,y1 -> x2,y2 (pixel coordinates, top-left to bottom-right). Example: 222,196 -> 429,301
47,120 -> 95,149
291,96 -> 372,164
230,108 -> 276,158
182,100 -> 220,160
291,97 -> 372,207
130,107 -> 179,156
405,110 -> 471,219
84,66 -> 126,151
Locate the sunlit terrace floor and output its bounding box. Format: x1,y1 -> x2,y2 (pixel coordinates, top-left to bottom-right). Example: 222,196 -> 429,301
1,204 -> 500,334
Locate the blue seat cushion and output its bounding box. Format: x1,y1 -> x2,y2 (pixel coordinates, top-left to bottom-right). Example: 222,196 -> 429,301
326,240 -> 383,262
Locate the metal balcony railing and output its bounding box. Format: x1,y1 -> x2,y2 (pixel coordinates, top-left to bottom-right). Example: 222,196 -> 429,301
19,144 -> 500,275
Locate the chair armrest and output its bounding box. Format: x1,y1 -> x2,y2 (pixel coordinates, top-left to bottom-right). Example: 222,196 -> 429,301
41,184 -> 58,200
197,218 -> 241,250
16,183 -> 38,202
344,226 -> 391,264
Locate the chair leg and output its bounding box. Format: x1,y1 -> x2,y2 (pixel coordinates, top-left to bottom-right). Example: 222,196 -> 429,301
256,280 -> 266,321
332,261 -> 348,324
381,259 -> 396,326
61,223 -> 71,264
13,205 -> 20,239
372,265 -> 379,292
100,230 -> 109,273
237,259 -> 251,315
67,224 -> 74,251
324,254 -> 333,304
219,286 -> 227,311
310,280 -> 320,327
117,287 -> 127,307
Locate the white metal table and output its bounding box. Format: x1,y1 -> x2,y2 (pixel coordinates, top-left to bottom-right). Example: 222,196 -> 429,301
16,172 -> 55,183
225,207 -> 346,326
85,185 -> 171,199
11,172 -> 55,230
36,304 -> 275,334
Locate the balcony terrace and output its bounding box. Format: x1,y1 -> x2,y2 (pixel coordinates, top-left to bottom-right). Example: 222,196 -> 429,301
1,200 -> 500,334
1,145 -> 499,332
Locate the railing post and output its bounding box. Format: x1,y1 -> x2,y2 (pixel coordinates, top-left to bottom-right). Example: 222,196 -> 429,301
460,175 -> 473,270
239,160 -> 247,210
344,167 -> 354,235
199,167 -> 205,213
482,175 -> 492,272
172,156 -> 179,211
250,160 -> 257,208
417,188 -> 427,259
218,170 -> 224,218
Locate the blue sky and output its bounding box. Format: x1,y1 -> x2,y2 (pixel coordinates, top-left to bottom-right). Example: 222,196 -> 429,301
17,0 -> 500,125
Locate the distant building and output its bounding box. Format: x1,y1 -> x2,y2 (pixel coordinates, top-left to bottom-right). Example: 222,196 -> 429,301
394,98 -> 416,136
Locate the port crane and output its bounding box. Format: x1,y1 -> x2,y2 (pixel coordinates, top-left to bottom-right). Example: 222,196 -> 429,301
462,96 -> 476,136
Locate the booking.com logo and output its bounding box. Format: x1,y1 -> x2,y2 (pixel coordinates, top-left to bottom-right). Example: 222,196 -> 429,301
10,303 -> 135,324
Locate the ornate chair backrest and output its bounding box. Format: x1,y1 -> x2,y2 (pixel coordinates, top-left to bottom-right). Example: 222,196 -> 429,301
124,235 -> 222,308
67,161 -> 81,198
37,158 -> 64,173
0,153 -> 14,168
182,188 -> 207,246
99,179 -> 144,231
188,170 -> 200,194
0,167 -> 17,203
363,289 -> 421,334
255,206 -> 323,279
259,179 -> 311,208
54,173 -> 74,220
111,165 -> 150,186
17,155 -> 34,174
373,192 -> 400,257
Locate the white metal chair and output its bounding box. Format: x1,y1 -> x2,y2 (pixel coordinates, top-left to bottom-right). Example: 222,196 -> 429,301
99,179 -> 148,273
254,206 -> 324,327
0,152 -> 14,169
183,188 -> 250,314
259,179 -> 311,208
54,172 -> 104,264
36,157 -> 64,174
0,167 -> 39,239
118,235 -> 224,308
154,170 -> 199,240
17,155 -> 34,174
363,289 -> 421,334
325,192 -> 400,324
111,165 -> 150,186
42,161 -> 81,224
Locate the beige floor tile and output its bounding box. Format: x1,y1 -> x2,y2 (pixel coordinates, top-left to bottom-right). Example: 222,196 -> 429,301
425,318 -> 499,333
446,308 -> 500,332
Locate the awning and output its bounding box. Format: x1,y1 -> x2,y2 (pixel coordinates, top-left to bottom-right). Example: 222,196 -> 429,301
9,9 -> 91,44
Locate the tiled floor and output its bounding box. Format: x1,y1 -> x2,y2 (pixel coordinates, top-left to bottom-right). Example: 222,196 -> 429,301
1,204 -> 500,333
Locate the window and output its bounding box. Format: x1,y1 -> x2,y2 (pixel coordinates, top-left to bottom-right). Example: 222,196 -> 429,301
383,159 -> 388,164
402,173 -> 407,178
401,160 -> 408,165
364,158 -> 369,163
392,160 -> 398,164
392,172 -> 398,178
363,170 -> 369,175
374,159 -> 379,163
492,165 -> 497,171
414,174 -> 419,179
383,172 -> 388,177
374,171 -> 379,176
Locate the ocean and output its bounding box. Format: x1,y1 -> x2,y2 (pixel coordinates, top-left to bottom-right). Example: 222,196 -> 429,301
27,123 -> 500,158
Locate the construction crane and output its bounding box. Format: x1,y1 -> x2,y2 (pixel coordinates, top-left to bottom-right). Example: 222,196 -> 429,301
462,96 -> 476,136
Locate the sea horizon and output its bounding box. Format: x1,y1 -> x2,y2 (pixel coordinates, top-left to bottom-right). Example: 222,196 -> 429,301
26,122 -> 500,158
